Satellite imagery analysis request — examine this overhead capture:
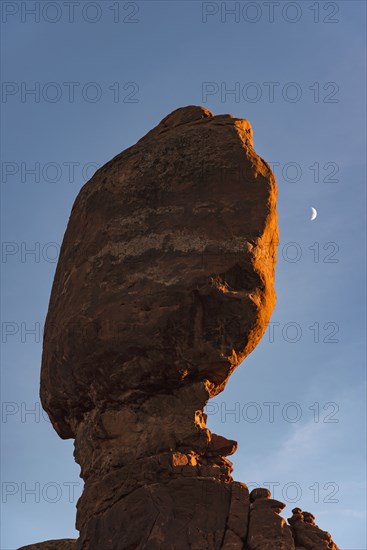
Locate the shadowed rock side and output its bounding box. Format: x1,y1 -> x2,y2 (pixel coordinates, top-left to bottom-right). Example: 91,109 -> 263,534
289,508 -> 340,550
32,106 -> 340,549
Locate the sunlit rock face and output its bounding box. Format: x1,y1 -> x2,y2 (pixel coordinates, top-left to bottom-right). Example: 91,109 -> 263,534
35,107 -> 340,550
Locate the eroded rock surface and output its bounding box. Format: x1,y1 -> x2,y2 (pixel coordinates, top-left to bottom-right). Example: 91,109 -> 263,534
33,106 -> 340,549
289,508 -> 340,550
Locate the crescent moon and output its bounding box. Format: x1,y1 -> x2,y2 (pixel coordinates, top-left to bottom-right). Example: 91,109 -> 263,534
311,207 -> 317,221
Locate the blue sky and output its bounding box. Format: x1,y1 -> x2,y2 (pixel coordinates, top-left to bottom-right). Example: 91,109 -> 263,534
1,1 -> 366,548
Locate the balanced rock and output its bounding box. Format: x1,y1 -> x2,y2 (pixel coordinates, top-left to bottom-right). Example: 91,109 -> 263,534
39,105 -> 278,548
32,106 -> 339,549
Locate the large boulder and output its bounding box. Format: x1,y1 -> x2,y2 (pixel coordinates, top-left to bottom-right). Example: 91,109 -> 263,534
40,105 -> 278,439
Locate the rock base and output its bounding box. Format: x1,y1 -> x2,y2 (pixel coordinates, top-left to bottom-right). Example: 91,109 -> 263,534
19,489 -> 340,550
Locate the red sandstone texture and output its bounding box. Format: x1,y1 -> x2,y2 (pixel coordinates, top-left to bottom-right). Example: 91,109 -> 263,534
21,107 -> 340,549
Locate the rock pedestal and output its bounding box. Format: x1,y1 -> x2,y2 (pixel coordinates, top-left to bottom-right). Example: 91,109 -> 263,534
19,497 -> 340,550
28,107 -> 340,549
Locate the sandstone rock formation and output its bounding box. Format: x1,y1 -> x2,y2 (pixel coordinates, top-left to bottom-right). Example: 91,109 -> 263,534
289,508 -> 340,549
30,106 -> 339,549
